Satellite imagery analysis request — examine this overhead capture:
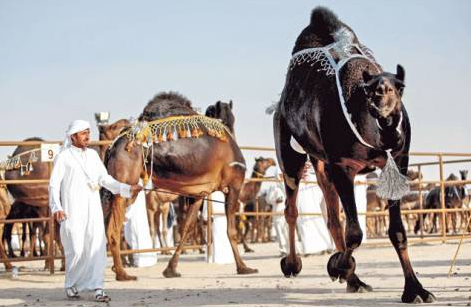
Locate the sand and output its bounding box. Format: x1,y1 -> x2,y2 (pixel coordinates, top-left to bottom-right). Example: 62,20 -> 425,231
0,241 -> 470,307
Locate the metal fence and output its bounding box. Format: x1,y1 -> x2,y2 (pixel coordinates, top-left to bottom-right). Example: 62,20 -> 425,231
1,140 -> 470,273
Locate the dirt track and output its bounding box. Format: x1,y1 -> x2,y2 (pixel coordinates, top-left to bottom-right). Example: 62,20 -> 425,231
1,241 -> 470,307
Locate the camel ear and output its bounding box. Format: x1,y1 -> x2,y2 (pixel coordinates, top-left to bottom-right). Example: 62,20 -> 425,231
216,100 -> 222,110
205,105 -> 216,117
396,64 -> 406,96
396,64 -> 405,83
229,100 -> 233,109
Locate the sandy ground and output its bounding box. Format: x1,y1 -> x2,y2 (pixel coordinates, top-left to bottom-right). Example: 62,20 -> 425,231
0,241 -> 470,307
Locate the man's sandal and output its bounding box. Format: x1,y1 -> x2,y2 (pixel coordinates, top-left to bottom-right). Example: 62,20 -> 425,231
65,286 -> 80,299
95,289 -> 111,303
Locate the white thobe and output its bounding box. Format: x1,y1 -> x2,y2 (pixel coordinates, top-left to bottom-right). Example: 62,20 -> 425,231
154,215 -> 175,250
266,186 -> 289,254
124,187 -> 158,267
258,174 -> 296,255
354,175 -> 368,242
296,172 -> 333,255
202,191 -> 234,264
49,145 -> 131,291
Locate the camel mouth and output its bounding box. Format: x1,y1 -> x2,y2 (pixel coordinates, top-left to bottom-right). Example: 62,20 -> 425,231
368,102 -> 391,119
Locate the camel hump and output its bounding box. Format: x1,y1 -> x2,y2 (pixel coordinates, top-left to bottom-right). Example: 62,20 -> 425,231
310,6 -> 342,35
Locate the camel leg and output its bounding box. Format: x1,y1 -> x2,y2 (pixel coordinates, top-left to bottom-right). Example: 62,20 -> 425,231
161,203 -> 171,255
226,187 -> 258,274
313,160 -> 345,251
241,217 -> 254,252
146,206 -> 156,248
107,196 -> 136,281
3,223 -> 16,257
279,165 -> 304,278
321,163 -> 374,293
313,159 -> 372,293
29,223 -> 38,257
20,223 -> 27,257
388,203 -> 435,303
273,110 -> 306,277
388,155 -> 436,303
0,237 -> 12,270
42,221 -> 53,270
162,198 -> 203,278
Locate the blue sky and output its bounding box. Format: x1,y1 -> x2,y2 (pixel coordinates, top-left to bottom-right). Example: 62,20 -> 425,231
1,0 -> 470,179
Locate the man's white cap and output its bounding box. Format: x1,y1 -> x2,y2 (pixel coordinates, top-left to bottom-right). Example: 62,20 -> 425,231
62,120 -> 91,151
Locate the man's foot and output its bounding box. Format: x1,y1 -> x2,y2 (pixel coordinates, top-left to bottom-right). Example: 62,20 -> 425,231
65,286 -> 80,299
95,289 -> 111,303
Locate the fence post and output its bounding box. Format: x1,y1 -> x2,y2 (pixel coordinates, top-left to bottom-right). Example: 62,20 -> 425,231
418,165 -> 424,239
48,161 -> 55,274
255,198 -> 259,242
48,215 -> 55,274
206,197 -> 212,263
438,154 -> 447,243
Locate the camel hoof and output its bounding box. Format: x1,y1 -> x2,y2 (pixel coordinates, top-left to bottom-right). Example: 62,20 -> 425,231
411,296 -> 424,304
327,252 -> 356,282
244,248 -> 255,253
280,255 -> 302,278
163,267 -> 181,278
346,274 -> 373,293
401,283 -> 436,304
116,272 -> 137,281
237,267 -> 258,275
423,293 -> 437,303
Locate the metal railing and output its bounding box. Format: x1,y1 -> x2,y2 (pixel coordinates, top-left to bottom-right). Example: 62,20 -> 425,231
1,141 -> 470,272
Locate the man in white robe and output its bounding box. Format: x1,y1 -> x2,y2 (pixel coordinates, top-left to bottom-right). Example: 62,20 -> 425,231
296,162 -> 333,256
202,191 -> 234,264
49,120 -> 141,302
258,167 -> 293,256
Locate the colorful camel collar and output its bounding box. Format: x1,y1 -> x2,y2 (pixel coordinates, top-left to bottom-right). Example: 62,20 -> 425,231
120,115 -> 229,152
0,149 -> 39,176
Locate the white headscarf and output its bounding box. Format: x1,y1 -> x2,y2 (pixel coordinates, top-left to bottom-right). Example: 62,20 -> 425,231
62,120 -> 91,151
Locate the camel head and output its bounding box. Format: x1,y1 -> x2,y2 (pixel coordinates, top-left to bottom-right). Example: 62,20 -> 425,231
205,100 -> 235,134
254,157 -> 277,175
362,64 -> 405,119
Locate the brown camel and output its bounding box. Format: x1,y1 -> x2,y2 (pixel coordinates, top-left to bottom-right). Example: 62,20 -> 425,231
3,137 -> 62,270
238,157 -> 276,251
0,172 -> 12,270
102,93 -> 257,281
145,191 -> 173,254
96,118 -> 131,160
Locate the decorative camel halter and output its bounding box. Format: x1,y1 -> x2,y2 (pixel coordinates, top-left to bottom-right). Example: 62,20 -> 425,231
121,114 -> 228,151
0,149 -> 39,176
289,27 -> 409,200
116,114 -> 229,190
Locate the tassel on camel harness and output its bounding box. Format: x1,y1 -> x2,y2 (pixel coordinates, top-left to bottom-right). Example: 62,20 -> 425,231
376,150 -> 409,201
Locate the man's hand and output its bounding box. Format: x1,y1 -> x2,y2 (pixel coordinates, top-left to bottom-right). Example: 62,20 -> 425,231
130,184 -> 143,194
53,210 -> 67,223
